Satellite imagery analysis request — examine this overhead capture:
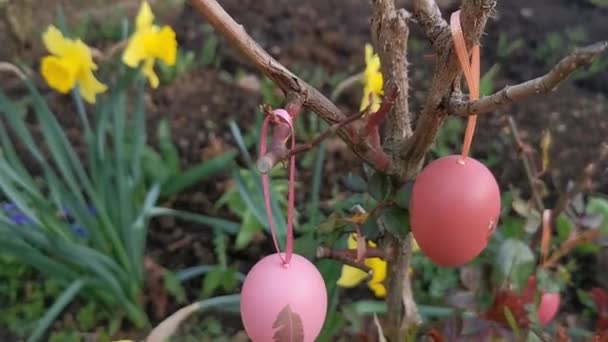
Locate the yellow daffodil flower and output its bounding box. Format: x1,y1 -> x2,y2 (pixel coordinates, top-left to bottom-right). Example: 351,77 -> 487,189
360,44 -> 384,113
122,1 -> 177,88
40,26 -> 107,104
336,233 -> 420,298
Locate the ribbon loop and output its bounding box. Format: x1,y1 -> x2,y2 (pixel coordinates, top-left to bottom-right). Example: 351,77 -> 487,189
450,10 -> 480,160
259,109 -> 296,265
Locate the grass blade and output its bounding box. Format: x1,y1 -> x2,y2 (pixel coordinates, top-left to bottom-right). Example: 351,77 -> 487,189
149,207 -> 239,235
27,279 -> 86,342
161,151 -> 237,197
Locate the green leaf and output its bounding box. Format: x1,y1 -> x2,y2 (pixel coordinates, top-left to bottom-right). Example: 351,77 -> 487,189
149,207 -> 239,235
393,183 -> 413,209
28,279 -> 86,342
556,213 -> 574,242
495,238 -> 536,290
164,271 -> 186,304
360,215 -> 380,241
503,306 -> 522,339
342,173 -> 367,193
368,172 -> 390,201
221,266 -> 240,293
235,211 -> 263,250
380,207 -> 410,238
142,147 -> 171,184
586,196 -> 608,233
161,151 -> 237,197
202,266 -> 226,297
293,233 -> 318,258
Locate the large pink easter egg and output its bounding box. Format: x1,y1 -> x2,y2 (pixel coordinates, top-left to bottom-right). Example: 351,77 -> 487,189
410,155 -> 501,267
240,253 -> 327,342
538,292 -> 560,326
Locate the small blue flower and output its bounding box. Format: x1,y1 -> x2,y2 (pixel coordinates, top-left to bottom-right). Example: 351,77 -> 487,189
70,224 -> 88,238
8,213 -> 33,226
3,202 -> 34,226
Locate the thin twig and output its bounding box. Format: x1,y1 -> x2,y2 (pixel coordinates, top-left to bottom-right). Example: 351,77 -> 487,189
542,229 -> 602,269
450,42 -> 608,116
508,116 -> 545,211
189,0 -> 400,175
316,246 -> 378,274
256,108 -> 366,173
552,143 -> 608,220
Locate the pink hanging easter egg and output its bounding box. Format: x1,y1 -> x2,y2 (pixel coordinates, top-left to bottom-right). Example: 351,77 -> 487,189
410,155 -> 501,267
538,292 -> 560,326
240,253 -> 327,342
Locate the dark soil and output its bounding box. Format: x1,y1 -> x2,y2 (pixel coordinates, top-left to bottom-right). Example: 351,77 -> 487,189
1,0 -> 607,339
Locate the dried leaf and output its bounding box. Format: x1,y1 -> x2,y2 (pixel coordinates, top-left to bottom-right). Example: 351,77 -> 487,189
540,210 -> 552,264
541,130 -> 552,172
147,302 -> 199,342
273,305 -> 305,342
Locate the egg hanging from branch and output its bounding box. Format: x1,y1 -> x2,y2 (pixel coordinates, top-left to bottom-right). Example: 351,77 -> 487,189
409,155 -> 501,267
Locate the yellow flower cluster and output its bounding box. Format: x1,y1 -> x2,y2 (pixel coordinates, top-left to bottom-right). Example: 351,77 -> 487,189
337,233 -> 419,298
40,1 -> 177,104
360,44 -> 384,113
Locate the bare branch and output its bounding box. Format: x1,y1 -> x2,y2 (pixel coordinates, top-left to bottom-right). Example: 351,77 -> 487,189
508,116 -> 545,211
398,0 -> 496,178
371,0 -> 412,150
257,109 -> 366,173
412,0 -> 449,50
552,143 -> 608,220
450,42 -> 608,116
316,246 -> 386,274
189,0 -> 402,175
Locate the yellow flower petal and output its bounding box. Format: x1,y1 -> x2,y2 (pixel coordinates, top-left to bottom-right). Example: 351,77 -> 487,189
412,238 -> 419,252
136,1 -> 154,30
360,43 -> 383,111
154,26 -> 177,66
40,56 -> 78,93
122,31 -> 146,67
365,257 -> 386,284
142,57 -> 159,88
78,69 -> 108,104
337,264 -> 368,288
42,26 -> 71,57
368,281 -> 386,298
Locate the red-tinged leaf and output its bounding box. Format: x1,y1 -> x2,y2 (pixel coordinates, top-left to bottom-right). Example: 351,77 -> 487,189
428,328 -> 445,342
273,304 -> 305,342
591,288 -> 608,316
522,275 -> 537,304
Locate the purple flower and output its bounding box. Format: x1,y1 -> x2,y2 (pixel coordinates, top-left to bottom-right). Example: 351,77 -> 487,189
3,203 -> 33,226
70,224 -> 88,238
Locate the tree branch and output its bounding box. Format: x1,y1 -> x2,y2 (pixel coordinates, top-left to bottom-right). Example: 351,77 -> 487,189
371,0 -> 412,151
412,0 -> 449,51
450,42 -> 608,116
398,0 -> 496,178
189,0 -> 405,176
